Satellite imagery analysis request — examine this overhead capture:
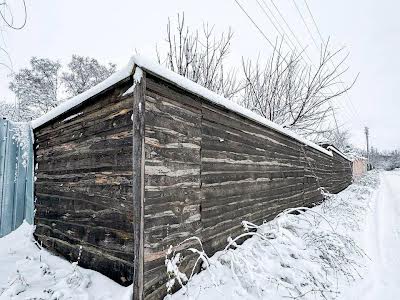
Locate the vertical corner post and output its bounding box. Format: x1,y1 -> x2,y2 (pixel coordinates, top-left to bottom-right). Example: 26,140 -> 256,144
132,70 -> 146,300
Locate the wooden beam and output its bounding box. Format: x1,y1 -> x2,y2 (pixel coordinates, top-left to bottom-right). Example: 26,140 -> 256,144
132,70 -> 146,300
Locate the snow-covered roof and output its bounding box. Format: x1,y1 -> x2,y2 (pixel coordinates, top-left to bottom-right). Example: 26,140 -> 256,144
30,58 -> 136,129
326,146 -> 352,162
31,55 -> 334,157
343,151 -> 367,162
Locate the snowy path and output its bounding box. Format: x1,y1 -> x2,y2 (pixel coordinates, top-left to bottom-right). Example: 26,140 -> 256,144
343,171 -> 400,299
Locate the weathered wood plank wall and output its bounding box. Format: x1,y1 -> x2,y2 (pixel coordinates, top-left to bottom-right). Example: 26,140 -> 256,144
142,73 -> 352,299
34,77 -> 136,285
33,69 -> 352,300
143,75 -> 203,299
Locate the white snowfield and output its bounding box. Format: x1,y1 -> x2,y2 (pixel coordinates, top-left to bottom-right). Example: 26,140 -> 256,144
30,55 -> 344,159
1,170 -> 399,299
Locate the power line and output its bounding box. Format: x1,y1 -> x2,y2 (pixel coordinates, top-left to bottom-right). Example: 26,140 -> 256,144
288,1 -> 360,126
255,0 -> 297,52
291,0 -> 319,49
247,0 -> 316,68
266,0 -> 315,65
0,0 -> 27,30
290,0 -> 363,127
303,0 -> 325,43
233,0 -> 281,54
269,0 -> 308,55
260,0 -> 314,64
300,0 -> 365,127
233,0 -> 315,86
234,0 -> 364,132
233,0 -> 305,67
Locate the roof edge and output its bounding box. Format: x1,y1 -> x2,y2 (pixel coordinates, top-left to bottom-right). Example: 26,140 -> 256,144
326,145 -> 352,162
31,54 -> 334,158
132,55 -> 333,157
30,58 -> 136,130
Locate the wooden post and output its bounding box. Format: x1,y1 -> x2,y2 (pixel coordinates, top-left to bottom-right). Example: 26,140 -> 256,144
132,69 -> 146,300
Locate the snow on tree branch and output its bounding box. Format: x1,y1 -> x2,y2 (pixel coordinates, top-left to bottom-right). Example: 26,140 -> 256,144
5,55 -> 116,121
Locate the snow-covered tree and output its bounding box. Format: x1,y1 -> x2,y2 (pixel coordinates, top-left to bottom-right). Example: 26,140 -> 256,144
0,100 -> 17,120
319,128 -> 351,151
9,57 -> 62,120
61,55 -> 116,97
8,55 -> 116,121
370,148 -> 400,170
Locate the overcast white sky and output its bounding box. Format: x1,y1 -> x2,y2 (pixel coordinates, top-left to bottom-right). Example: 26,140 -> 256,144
1,0 -> 398,151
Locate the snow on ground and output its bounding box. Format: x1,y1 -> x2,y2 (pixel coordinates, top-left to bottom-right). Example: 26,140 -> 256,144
166,171 -> 380,300
0,170 -> 396,300
342,170 -> 400,299
0,222 -> 131,299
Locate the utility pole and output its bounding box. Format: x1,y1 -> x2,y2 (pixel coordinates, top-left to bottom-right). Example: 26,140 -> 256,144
330,105 -> 341,145
365,126 -> 370,167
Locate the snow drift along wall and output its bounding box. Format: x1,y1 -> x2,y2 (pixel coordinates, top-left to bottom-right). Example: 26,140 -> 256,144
0,119 -> 34,237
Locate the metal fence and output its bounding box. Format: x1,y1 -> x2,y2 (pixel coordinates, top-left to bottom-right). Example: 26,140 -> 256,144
0,119 -> 34,237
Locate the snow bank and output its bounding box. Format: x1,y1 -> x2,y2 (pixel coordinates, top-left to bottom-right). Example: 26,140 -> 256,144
30,55 -> 333,157
0,173 -> 379,299
166,171 -> 379,300
0,222 -> 130,299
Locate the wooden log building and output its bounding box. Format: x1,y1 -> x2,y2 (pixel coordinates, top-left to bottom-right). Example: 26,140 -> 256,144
31,56 -> 353,300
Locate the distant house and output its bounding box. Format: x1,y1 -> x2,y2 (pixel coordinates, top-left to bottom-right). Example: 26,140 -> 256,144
352,156 -> 368,179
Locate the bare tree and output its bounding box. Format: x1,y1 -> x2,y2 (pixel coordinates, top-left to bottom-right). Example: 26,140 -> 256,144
320,128 -> 351,151
157,13 -> 240,99
61,55 -> 116,97
241,39 -> 357,137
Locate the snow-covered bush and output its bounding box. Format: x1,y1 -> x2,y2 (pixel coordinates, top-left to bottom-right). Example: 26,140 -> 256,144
165,237 -> 213,295
165,172 -> 379,299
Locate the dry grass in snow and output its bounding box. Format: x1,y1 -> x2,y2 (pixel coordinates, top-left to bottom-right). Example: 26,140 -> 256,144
165,172 -> 379,300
